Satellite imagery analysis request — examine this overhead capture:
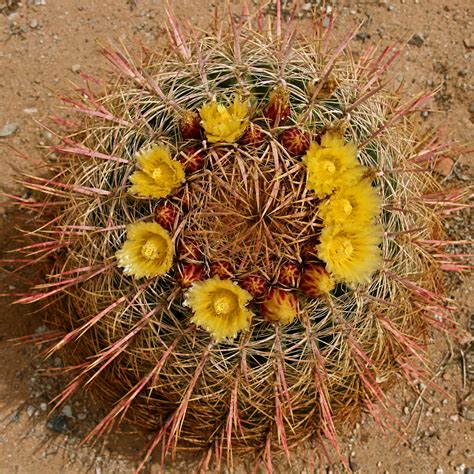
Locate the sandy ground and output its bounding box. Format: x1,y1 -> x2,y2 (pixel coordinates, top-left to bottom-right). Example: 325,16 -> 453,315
0,0 -> 472,473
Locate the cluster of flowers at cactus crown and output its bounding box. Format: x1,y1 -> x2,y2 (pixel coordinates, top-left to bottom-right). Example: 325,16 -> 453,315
115,88 -> 382,341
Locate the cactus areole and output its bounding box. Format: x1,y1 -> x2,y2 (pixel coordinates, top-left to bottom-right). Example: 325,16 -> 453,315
13,3 -> 467,471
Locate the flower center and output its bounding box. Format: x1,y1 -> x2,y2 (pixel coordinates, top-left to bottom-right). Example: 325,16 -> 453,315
213,290 -> 238,316
323,161 -> 336,174
342,199 -> 353,216
141,237 -> 165,260
341,239 -> 354,258
152,166 -> 165,181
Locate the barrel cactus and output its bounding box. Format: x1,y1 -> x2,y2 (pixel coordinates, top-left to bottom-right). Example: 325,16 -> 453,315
13,3 -> 468,471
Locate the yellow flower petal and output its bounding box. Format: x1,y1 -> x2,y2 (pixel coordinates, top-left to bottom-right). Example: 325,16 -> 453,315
116,222 -> 174,279
129,145 -> 184,198
303,133 -> 364,198
317,223 -> 382,284
200,96 -> 249,143
319,179 -> 381,226
185,277 -> 253,341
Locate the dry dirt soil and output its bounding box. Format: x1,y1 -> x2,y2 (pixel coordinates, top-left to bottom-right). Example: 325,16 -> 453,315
0,1 -> 472,473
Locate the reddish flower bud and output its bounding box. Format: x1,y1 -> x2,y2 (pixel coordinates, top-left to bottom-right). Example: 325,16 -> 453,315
177,263 -> 206,288
240,274 -> 269,299
280,127 -> 310,157
178,240 -> 202,262
209,261 -> 233,279
154,204 -> 178,231
299,263 -> 335,298
179,110 -> 202,140
179,146 -> 205,174
239,122 -> 266,147
276,261 -> 300,287
264,85 -> 291,126
261,288 -> 298,325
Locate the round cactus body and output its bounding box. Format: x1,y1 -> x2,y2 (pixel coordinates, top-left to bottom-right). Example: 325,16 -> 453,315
15,4 -> 467,471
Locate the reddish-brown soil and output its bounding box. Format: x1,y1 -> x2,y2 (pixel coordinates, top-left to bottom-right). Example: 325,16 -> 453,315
0,1 -> 472,473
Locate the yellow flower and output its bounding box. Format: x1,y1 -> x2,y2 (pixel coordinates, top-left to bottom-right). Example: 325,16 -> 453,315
129,145 -> 185,198
318,180 -> 381,226
200,96 -> 249,143
303,132 -> 365,198
185,277 -> 253,341
116,222 -> 174,279
317,224 -> 382,284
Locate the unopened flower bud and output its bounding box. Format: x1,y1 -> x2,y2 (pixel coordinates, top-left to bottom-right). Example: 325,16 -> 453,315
177,263 -> 206,288
180,110 -> 202,140
261,288 -> 298,325
299,263 -> 335,298
280,127 -> 310,157
264,85 -> 291,126
154,204 -> 178,231
240,274 -> 269,299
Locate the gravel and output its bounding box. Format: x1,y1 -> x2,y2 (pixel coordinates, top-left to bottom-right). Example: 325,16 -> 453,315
408,32 -> 425,47
62,405 -> 73,418
46,414 -> 68,434
0,123 -> 18,138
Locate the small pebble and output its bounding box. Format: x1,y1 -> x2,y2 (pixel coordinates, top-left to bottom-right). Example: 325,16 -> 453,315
10,413 -> 20,423
468,103 -> 474,114
62,405 -> 73,418
464,468 -> 474,474
39,130 -> 53,143
71,64 -> 82,73
434,157 -> 454,177
35,325 -> 49,333
449,414 -> 459,422
408,32 -> 425,47
356,32 -> 369,41
27,405 -> 35,417
30,19 -> 39,29
23,107 -> 38,114
435,468 -> 444,474
40,403 -> 48,412
462,409 -> 474,421
46,414 -> 68,434
0,123 -> 18,138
